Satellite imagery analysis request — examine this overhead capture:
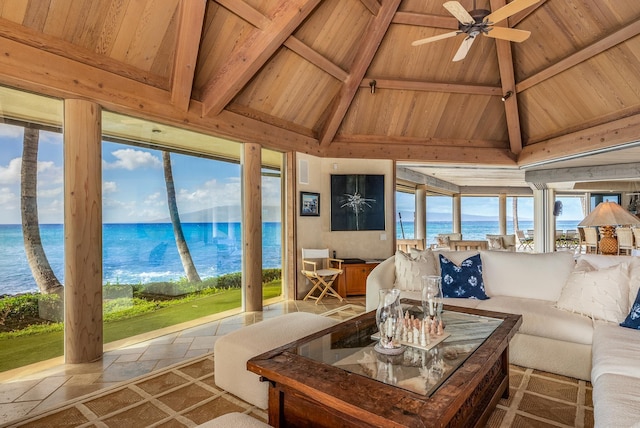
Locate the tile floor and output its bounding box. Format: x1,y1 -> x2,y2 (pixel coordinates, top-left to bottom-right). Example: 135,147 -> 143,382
0,297 -> 366,426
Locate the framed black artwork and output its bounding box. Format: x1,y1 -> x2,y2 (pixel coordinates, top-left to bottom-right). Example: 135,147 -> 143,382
330,174 -> 385,231
300,191 -> 320,216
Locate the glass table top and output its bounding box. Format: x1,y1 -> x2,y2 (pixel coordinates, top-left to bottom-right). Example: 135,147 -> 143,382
296,304 -> 503,397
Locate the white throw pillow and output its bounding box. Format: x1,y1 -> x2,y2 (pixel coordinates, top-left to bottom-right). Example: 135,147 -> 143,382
480,250 -> 574,300
628,257 -> 640,306
394,250 -> 437,291
487,236 -> 504,250
556,263 -> 630,323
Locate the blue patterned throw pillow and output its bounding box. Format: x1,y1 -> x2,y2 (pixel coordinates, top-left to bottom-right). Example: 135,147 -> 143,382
621,288 -> 640,329
439,254 -> 488,300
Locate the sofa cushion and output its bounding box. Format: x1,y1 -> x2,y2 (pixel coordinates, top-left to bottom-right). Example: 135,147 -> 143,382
480,250 -> 574,301
592,373 -> 640,428
439,253 -> 488,300
592,323 -> 640,383
577,254 -> 640,305
555,262 -> 630,323
477,296 -> 594,345
394,250 -> 437,291
620,287 -> 640,330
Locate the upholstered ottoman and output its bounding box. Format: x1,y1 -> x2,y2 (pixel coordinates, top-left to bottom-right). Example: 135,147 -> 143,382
196,412 -> 269,427
214,312 -> 339,409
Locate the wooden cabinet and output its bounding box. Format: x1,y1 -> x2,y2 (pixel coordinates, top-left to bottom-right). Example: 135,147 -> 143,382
335,262 -> 379,297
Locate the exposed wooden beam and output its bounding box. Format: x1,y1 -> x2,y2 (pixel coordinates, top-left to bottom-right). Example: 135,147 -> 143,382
0,36 -> 321,155
318,0 -> 402,147
334,133 -> 506,149
324,142 -> 517,165
360,0 -> 381,16
509,0 -> 548,27
392,11 -> 459,30
0,17 -> 168,90
216,0 -> 269,30
525,162 -> 640,184
171,0 -> 206,111
200,0 -> 322,117
360,78 -> 501,95
459,186 -> 533,195
397,167 -> 460,194
518,114 -> 640,167
284,36 -> 348,81
517,18 -> 640,92
226,102 -> 317,138
491,0 -> 523,155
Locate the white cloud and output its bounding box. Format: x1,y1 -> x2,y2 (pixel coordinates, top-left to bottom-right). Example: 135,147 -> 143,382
0,158 -> 22,184
103,148 -> 162,170
0,123 -> 22,138
37,186 -> 62,198
103,181 -> 117,194
0,187 -> 18,208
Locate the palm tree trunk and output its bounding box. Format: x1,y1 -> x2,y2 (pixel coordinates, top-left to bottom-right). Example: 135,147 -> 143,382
162,151 -> 201,283
512,197 -> 519,231
21,127 -> 63,294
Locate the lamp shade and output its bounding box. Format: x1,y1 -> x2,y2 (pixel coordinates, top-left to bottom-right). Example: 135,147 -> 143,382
578,201 -> 640,227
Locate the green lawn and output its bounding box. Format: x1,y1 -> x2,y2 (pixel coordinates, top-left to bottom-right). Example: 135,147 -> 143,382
0,283 -> 282,373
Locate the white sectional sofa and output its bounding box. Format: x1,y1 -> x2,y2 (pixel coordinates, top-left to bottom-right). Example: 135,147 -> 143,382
366,249 -> 640,427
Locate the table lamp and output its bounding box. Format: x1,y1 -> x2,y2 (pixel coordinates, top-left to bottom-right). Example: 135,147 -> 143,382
578,201 -> 640,254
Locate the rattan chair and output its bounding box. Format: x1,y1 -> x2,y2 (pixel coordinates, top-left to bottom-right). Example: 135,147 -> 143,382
616,227 -> 634,255
583,227 -> 599,254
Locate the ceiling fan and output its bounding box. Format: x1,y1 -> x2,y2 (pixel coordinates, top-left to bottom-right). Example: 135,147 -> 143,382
411,0 -> 540,62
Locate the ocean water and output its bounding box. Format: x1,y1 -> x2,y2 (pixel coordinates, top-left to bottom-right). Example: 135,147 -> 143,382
397,220 -> 581,244
0,220 -> 581,296
0,223 -> 282,296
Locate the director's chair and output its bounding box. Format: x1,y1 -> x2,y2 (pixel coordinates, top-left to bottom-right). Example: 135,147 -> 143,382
301,248 -> 344,304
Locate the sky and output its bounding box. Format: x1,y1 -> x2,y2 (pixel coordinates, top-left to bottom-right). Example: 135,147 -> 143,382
0,121 -> 587,224
0,123 -> 282,224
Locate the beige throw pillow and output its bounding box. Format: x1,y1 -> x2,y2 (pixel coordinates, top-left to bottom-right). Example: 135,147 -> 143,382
556,263 -> 630,323
394,250 -> 437,291
487,236 -> 504,250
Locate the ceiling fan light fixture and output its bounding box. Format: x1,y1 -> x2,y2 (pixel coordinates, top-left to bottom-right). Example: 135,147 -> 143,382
501,91 -> 513,102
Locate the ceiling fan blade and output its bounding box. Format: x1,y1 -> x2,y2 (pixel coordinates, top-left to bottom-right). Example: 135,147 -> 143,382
485,26 -> 531,42
452,36 -> 476,62
485,0 -> 540,24
411,31 -> 459,46
443,1 -> 474,24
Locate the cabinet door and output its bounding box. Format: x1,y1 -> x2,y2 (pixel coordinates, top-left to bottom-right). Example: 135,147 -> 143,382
345,264 -> 376,295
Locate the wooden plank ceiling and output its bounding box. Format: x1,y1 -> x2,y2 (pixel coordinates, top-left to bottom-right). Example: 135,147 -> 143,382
0,0 -> 639,169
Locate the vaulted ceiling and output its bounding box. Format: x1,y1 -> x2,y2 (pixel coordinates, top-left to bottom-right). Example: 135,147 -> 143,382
0,0 -> 639,184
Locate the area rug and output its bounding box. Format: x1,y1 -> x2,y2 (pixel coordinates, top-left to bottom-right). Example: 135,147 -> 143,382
3,358 -> 594,428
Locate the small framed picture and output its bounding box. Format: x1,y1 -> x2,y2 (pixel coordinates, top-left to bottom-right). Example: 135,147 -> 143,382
300,191 -> 320,216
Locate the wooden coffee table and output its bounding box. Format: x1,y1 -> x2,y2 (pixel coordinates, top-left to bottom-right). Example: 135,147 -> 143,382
248,301 -> 522,427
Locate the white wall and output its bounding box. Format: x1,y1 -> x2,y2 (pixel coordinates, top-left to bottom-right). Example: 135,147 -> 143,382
295,153 -> 395,297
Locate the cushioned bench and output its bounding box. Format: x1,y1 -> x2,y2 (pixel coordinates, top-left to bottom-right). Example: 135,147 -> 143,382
214,312 -> 339,409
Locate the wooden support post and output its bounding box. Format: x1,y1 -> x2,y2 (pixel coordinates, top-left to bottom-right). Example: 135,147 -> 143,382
415,187 -> 426,240
64,99 -> 103,363
499,194 -> 507,235
244,143 -> 263,311
453,194 -> 462,234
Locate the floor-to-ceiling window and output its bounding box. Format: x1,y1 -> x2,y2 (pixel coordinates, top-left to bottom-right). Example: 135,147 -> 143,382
0,87 -> 64,372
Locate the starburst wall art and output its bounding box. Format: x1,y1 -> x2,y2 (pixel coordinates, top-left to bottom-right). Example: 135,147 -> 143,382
330,174 -> 385,231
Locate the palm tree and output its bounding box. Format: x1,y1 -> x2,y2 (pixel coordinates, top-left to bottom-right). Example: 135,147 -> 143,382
21,127 -> 63,294
512,197 -> 519,232
162,151 -> 201,283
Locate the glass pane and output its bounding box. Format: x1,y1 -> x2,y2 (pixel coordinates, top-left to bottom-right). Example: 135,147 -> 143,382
396,190 -> 415,239
262,148 -> 283,302
0,87 -> 64,373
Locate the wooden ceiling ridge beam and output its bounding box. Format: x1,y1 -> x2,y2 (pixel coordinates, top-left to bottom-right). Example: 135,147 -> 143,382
360,78 -> 501,95
518,113 -> 640,167
490,0 -> 523,155
215,0 -> 269,29
0,16 -> 168,90
392,11 -> 459,30
171,0 -> 207,111
334,133 -> 505,149
283,37 -> 348,81
517,18 -> 640,93
508,0 -> 548,27
360,0 -> 381,16
200,0 -> 322,117
318,0 -> 402,148
324,142 -> 517,165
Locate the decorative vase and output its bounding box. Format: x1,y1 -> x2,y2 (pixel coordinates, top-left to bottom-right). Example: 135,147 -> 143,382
375,288 -> 404,354
421,275 -> 443,323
